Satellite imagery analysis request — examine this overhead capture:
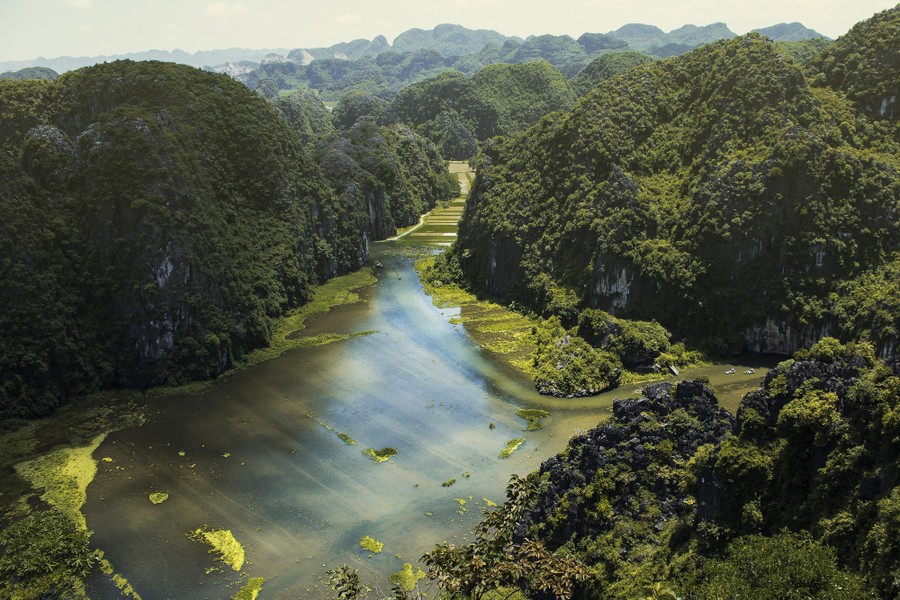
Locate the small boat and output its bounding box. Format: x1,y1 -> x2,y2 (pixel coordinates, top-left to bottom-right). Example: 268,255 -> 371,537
374,261 -> 383,268
668,365 -> 680,376
744,368 -> 755,375
725,368 -> 736,375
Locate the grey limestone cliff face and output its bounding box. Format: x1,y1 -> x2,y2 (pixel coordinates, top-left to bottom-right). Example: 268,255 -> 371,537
741,318 -> 833,355
515,380 -> 734,548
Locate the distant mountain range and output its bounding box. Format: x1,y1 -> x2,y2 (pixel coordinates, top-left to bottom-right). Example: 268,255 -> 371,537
0,21 -> 827,75
0,47 -> 291,75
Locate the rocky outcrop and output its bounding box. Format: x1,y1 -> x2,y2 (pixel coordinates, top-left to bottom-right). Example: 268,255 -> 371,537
517,380 -> 733,548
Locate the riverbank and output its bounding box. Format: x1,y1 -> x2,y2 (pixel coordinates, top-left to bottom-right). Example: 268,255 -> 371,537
0,265 -> 381,599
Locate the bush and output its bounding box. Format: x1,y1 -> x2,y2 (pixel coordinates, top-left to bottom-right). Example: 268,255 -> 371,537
532,317 -> 621,397
578,308 -> 671,368
0,509 -> 99,599
693,531 -> 871,599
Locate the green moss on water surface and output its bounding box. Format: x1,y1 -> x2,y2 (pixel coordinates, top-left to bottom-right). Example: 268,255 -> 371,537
190,527 -> 246,571
337,433 -> 357,445
14,433 -> 107,530
99,557 -> 142,599
233,577 -> 265,600
148,492 -> 169,505
499,438 -> 525,459
359,535 -> 384,553
442,478 -> 457,487
517,408 -> 550,431
364,447 -> 397,463
389,563 -> 426,591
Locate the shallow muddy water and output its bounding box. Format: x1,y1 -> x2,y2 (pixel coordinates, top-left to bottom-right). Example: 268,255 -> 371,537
83,243 -> 773,599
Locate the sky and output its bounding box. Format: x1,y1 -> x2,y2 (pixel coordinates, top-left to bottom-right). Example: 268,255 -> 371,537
0,0 -> 896,62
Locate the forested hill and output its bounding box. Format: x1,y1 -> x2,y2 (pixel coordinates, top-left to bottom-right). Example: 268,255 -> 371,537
807,5 -> 900,123
0,60 -> 454,421
451,7 -> 899,357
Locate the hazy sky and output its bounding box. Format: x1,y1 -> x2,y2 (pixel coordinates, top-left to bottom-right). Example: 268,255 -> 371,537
0,0 -> 895,61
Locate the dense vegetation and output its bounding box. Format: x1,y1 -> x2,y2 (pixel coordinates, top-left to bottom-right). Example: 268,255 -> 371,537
271,88 -> 335,147
417,10 -> 899,598
450,12 -> 899,357
390,62 -> 576,158
315,118 -> 457,241
426,338 -> 899,597
207,20 -> 831,165
0,60 -> 453,422
571,51 -> 655,96
807,6 -> 900,124
0,509 -> 99,598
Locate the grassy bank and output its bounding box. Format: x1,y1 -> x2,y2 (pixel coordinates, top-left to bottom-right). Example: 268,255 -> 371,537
416,256 -> 539,379
415,256 -> 710,397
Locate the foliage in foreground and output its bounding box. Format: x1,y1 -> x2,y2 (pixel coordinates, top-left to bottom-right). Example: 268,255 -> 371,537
422,338 -> 899,598
0,509 -> 99,599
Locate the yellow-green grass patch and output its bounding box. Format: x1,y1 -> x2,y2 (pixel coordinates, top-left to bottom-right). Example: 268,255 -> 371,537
14,433 -> 107,530
149,492 -> 169,504
499,438 -> 525,459
517,409 -> 550,431
233,577 -> 265,600
363,447 -> 397,463
390,563 -> 426,591
359,535 -> 384,553
416,257 -> 538,380
337,433 -> 357,445
190,527 -> 246,571
99,556 -> 143,599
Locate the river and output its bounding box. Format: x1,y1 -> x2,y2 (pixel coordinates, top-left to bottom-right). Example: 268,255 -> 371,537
82,246 -> 772,600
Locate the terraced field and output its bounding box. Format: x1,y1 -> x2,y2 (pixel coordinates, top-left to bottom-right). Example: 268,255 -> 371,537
396,161 -> 471,246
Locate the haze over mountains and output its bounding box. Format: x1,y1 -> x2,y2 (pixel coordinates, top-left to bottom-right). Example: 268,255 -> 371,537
0,21 -> 826,76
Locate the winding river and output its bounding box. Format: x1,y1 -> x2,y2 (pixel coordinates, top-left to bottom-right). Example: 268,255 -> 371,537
82,232 -> 771,599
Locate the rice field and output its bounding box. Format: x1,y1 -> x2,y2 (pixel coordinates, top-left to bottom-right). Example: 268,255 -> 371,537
397,161 -> 470,246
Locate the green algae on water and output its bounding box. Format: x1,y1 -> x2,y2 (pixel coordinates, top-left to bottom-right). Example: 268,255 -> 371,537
390,563 -> 426,591
233,577 -> 265,600
442,478 -> 457,487
363,447 -> 397,463
190,527 -> 246,571
148,492 -> 169,505
454,498 -> 469,515
500,438 -> 525,459
14,433 -> 107,530
99,555 -> 143,600
359,535 -> 384,553
517,408 -> 550,431
308,414 -> 360,447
